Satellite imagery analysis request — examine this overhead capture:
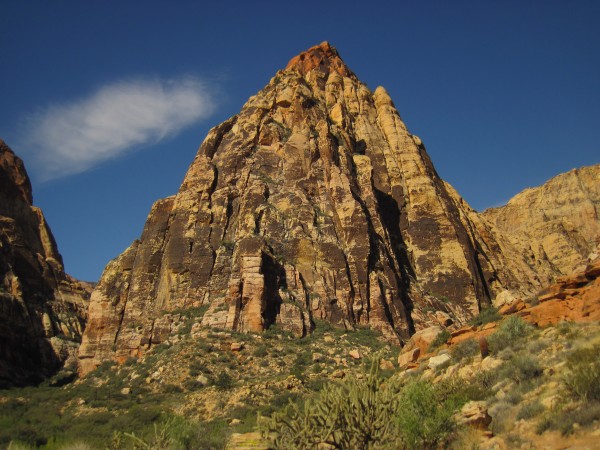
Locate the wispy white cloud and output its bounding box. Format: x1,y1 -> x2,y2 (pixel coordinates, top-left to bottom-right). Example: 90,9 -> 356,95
22,76 -> 215,180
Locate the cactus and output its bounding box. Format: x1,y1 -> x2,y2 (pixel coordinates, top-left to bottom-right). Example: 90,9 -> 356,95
258,359 -> 401,449
259,357 -> 463,449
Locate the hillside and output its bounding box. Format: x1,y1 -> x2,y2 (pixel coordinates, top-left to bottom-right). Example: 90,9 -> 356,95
1,258 -> 599,448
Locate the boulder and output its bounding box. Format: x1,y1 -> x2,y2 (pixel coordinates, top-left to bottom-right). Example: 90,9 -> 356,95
398,348 -> 421,367
455,401 -> 492,430
428,353 -> 451,370
348,350 -> 361,359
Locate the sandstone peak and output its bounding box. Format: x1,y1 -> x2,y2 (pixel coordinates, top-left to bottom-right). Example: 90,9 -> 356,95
77,43 -> 599,376
285,41 -> 353,77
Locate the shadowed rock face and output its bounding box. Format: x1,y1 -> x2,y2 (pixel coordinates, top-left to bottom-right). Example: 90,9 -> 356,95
77,42 -> 600,375
0,140 -> 91,387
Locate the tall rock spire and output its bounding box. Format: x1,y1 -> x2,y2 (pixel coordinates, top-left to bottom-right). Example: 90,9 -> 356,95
77,43 -> 600,375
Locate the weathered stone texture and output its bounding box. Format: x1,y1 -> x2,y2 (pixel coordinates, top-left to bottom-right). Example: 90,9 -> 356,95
0,140 -> 90,386
480,165 -> 600,292
77,43 -> 600,374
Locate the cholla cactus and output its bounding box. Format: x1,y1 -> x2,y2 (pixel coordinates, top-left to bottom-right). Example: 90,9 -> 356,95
258,358 -> 401,449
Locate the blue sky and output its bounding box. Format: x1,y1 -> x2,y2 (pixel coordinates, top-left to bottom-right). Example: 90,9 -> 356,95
1,1 -> 599,282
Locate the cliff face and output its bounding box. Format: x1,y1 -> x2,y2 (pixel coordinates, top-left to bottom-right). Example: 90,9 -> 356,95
77,43 -> 600,375
480,166 -> 599,292
0,140 -> 91,386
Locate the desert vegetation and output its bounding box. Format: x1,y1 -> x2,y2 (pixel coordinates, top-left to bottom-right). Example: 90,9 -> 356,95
1,316 -> 599,449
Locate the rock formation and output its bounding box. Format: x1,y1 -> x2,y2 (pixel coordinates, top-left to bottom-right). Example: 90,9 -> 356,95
481,165 -> 599,291
0,140 -> 90,386
77,42 -> 600,375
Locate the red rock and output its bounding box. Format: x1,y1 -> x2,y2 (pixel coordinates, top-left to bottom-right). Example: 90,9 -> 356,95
398,348 -> 421,367
451,326 -> 478,338
498,300 -> 527,315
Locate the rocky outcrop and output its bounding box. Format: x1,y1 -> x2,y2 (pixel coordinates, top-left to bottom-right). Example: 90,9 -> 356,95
480,165 -> 599,294
522,258 -> 600,327
77,42 -> 600,375
0,140 -> 91,386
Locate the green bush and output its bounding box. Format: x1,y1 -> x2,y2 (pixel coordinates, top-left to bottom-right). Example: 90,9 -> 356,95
504,353 -> 543,384
536,402 -> 600,436
427,329 -> 451,352
450,339 -> 479,361
214,372 -> 235,390
516,401 -> 545,420
562,345 -> 600,401
500,315 -> 531,338
110,414 -> 214,450
253,345 -> 269,357
396,380 -> 458,449
488,315 -> 531,353
469,307 -> 501,326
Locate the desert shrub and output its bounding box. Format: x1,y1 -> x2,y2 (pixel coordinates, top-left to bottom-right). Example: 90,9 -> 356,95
348,327 -> 385,349
396,379 -> 459,449
497,352 -> 542,385
195,419 -> 229,450
562,402 -> 600,434
436,374 -> 490,404
536,402 -> 600,436
450,339 -> 479,361
290,353 -> 311,380
306,377 -> 326,392
556,320 -> 581,338
253,345 -> 269,357
469,307 -> 501,326
562,344 -> 600,401
536,412 -> 559,435
161,383 -> 183,394
501,315 -> 531,338
188,359 -> 210,376
214,371 -> 235,390
183,379 -> 206,391
516,401 -> 545,420
526,338 -> 548,353
428,329 -> 451,352
110,414 -> 202,450
488,316 -> 531,353
489,401 -> 513,435
504,390 -> 523,405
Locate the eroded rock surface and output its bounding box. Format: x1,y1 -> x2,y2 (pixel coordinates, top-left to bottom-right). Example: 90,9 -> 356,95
77,43 -> 600,375
480,166 -> 599,292
0,140 -> 90,386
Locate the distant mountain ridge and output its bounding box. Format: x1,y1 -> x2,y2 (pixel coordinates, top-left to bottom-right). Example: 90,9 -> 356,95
75,42 -> 600,375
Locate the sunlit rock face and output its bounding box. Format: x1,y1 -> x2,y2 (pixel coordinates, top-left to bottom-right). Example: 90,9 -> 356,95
77,42 -> 600,375
0,140 -> 90,387
480,165 -> 600,289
